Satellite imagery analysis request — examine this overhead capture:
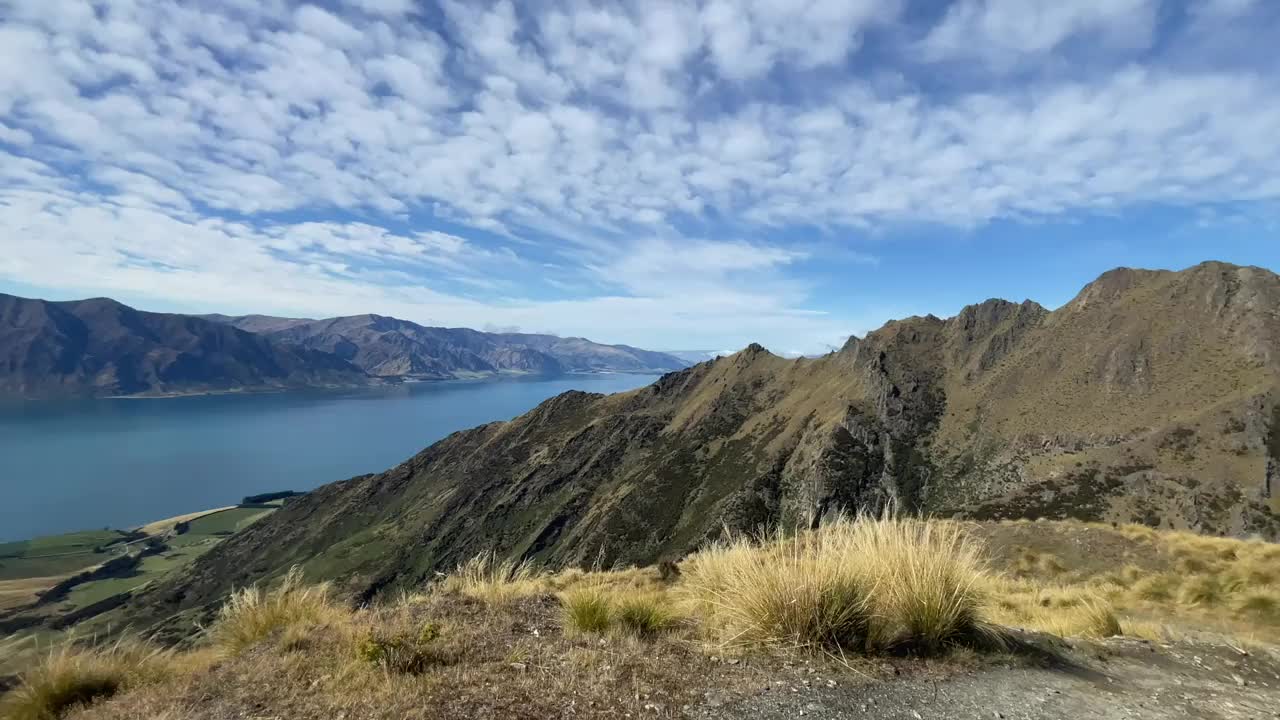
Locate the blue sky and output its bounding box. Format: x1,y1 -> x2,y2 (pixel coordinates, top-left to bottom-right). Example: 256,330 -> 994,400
1,0 -> 1278,356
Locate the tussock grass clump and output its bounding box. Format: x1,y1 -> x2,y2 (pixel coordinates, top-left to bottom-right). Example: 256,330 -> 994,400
680,527 -> 870,651
439,551 -> 544,603
210,566 -> 344,653
1233,591 -> 1280,622
1177,576 -> 1226,607
1072,600 -> 1124,638
861,518 -> 989,652
614,594 -> 678,638
561,588 -> 613,635
0,641 -> 169,720
1132,573 -> 1181,602
681,514 -> 988,654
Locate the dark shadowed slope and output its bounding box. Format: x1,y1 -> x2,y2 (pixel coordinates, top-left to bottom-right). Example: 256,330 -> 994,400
0,295 -> 369,397
205,313 -> 689,379
113,261 -> 1280,640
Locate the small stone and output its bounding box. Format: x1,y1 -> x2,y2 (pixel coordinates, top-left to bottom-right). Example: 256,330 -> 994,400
728,658 -> 740,665
912,711 -> 923,720
1233,674 -> 1246,687
826,679 -> 836,688
509,662 -> 527,672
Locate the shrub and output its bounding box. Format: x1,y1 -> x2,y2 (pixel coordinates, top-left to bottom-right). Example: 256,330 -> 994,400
210,566 -> 342,653
439,551 -> 542,603
0,641 -> 168,720
561,588 -> 613,635
614,595 -> 678,638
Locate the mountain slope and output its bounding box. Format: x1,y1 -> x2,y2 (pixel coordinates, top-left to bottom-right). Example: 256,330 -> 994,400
0,295 -> 370,397
110,262 -> 1280,638
206,313 -> 688,379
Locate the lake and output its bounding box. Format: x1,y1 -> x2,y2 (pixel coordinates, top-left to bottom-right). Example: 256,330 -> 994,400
0,373 -> 655,542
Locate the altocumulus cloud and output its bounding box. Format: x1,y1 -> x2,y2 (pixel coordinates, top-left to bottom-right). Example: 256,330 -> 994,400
0,0 -> 1278,352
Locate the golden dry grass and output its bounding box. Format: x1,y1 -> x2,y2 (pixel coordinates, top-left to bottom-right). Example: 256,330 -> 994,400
977,521 -> 1280,643
209,566 -> 347,654
0,640 -> 177,720
437,551 -> 544,603
9,518 -> 1279,720
680,514 -> 990,654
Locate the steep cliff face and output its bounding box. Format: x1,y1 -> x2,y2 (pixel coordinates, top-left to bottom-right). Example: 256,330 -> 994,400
113,262 -> 1280,639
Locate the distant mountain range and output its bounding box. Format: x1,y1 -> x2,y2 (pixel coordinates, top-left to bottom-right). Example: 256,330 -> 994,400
0,295 -> 687,398
201,313 -> 687,379
105,261 -> 1280,640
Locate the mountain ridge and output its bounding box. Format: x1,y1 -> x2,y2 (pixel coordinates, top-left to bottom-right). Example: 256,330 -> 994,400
0,294 -> 371,398
202,313 -> 688,380
0,294 -> 687,398
105,260 -> 1280,641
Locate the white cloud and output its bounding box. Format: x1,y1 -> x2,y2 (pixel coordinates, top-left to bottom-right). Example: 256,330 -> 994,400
0,0 -> 1277,354
921,0 -> 1158,65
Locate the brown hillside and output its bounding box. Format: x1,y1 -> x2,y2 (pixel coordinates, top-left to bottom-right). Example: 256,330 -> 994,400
99,262 -> 1280,641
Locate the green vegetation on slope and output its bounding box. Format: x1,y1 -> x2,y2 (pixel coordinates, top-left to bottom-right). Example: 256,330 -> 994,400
6,517 -> 1280,720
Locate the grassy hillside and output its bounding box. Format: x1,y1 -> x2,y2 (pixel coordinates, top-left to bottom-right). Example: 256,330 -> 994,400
84,262 -> 1280,643
0,507 -> 278,678
4,517 -> 1278,720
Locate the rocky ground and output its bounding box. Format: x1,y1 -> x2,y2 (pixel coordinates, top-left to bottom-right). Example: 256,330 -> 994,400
698,636 -> 1280,720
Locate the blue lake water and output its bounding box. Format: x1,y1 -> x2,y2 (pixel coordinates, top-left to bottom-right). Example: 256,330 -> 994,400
0,374 -> 655,542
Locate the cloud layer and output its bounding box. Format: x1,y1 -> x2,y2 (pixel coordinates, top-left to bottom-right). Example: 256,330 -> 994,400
1,0 -> 1278,352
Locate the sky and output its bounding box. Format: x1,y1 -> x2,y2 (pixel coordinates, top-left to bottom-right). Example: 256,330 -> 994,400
1,0 -> 1279,356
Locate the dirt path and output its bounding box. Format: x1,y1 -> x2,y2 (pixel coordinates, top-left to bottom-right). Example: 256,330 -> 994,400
695,638 -> 1280,720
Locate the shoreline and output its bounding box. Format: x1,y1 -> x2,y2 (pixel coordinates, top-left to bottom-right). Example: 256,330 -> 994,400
95,369 -> 674,400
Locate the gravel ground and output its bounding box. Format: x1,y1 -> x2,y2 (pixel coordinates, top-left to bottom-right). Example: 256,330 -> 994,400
695,637 -> 1280,720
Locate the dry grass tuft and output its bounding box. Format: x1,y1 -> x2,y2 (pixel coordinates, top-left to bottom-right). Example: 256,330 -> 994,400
438,551 -> 544,603
1234,591 -> 1280,622
614,594 -> 679,638
681,513 -> 987,655
680,525 -> 870,652
0,640 -> 171,720
561,588 -> 613,635
210,566 -> 345,653
1177,576 -> 1227,607
860,518 -> 989,652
